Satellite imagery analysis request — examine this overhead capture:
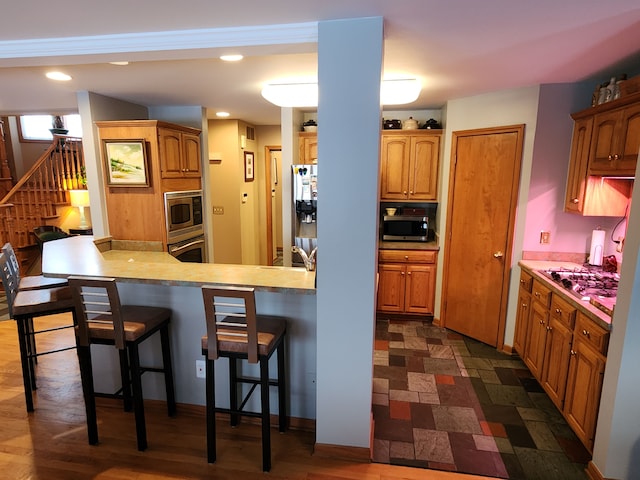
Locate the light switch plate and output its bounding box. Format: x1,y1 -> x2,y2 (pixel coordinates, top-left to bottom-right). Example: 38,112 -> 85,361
540,231 -> 550,244
213,206 -> 224,215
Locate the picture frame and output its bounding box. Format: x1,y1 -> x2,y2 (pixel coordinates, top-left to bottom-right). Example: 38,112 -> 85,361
102,139 -> 149,187
244,151 -> 255,182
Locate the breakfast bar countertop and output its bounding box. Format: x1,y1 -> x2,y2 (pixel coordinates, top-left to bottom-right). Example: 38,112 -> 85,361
42,235 -> 316,294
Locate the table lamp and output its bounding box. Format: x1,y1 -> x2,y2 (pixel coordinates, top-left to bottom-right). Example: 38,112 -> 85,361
69,189 -> 90,230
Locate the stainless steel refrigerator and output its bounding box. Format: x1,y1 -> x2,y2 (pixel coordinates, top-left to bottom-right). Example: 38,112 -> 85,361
291,165 -> 317,269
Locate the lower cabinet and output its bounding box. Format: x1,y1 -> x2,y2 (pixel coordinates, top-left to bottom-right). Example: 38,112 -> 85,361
377,249 -> 437,314
515,270 -> 609,453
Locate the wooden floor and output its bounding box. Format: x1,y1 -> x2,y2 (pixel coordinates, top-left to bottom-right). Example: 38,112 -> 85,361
0,313 -> 493,480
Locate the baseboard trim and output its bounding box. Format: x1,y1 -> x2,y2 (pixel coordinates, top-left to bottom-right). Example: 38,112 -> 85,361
585,461 -> 607,480
313,443 -> 371,462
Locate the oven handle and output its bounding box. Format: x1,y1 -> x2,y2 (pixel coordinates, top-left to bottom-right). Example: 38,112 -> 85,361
169,238 -> 205,254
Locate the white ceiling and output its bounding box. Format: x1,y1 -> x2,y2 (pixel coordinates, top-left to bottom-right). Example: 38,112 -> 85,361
2,0 -> 640,125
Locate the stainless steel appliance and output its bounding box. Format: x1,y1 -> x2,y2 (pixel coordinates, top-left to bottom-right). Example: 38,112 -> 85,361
382,214 -> 429,241
292,165 -> 317,268
539,267 -> 619,316
168,234 -> 206,263
164,190 -> 204,243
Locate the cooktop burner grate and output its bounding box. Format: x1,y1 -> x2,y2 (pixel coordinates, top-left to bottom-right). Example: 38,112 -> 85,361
539,267 -> 619,304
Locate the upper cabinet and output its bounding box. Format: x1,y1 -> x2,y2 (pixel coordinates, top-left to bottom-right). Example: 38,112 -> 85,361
299,132 -> 318,165
158,127 -> 202,178
565,95 -> 637,216
587,101 -> 640,176
380,130 -> 441,202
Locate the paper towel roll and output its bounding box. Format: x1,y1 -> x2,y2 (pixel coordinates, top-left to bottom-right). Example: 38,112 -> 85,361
589,229 -> 605,266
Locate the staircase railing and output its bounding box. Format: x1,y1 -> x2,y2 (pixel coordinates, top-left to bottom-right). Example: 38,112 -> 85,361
0,135 -> 85,270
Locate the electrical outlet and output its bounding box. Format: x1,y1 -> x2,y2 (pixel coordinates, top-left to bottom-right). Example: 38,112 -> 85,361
540,231 -> 550,244
196,360 -> 206,378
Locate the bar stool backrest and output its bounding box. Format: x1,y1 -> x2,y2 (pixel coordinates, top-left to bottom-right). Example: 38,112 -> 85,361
0,253 -> 18,317
68,276 -> 126,350
1,243 -> 21,282
202,285 -> 258,363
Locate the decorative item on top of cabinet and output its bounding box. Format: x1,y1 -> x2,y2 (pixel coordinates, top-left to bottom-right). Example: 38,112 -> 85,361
299,132 -> 318,165
377,249 -> 436,315
380,130 -> 441,202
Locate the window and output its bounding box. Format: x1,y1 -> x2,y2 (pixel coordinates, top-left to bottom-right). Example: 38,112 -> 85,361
18,114 -> 83,141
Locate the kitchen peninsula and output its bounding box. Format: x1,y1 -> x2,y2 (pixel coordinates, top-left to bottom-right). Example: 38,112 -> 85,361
42,235 -> 317,421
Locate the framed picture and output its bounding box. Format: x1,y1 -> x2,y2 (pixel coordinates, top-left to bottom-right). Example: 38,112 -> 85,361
103,139 -> 149,187
244,151 -> 254,182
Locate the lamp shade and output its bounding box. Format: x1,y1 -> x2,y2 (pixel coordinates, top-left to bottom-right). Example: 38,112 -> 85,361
69,189 -> 90,207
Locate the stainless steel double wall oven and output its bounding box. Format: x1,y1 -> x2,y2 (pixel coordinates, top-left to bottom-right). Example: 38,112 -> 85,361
164,190 -> 206,262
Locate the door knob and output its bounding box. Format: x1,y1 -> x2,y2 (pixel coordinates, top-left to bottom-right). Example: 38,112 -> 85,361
493,251 -> 504,258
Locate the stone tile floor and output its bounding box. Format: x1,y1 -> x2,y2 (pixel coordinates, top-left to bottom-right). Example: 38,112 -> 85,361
372,317 -> 590,479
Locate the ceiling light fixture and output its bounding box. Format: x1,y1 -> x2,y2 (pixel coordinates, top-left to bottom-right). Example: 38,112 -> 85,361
216,111 -> 230,117
220,54 -> 243,62
261,77 -> 421,107
109,61 -> 129,66
45,71 -> 72,81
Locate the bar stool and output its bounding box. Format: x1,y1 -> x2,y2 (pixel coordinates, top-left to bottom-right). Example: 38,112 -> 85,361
68,276 -> 176,451
201,285 -> 287,472
0,253 -> 76,412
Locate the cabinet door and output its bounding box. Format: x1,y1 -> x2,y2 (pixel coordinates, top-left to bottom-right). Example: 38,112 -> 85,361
182,132 -> 202,177
564,337 -> 606,452
616,102 -> 640,174
565,117 -> 593,213
377,263 -> 405,312
588,109 -> 621,174
540,317 -> 572,410
523,301 -> 548,380
408,135 -> 440,201
380,135 -> 410,200
159,128 -> 184,178
299,135 -> 318,165
513,290 -> 531,355
404,264 -> 435,314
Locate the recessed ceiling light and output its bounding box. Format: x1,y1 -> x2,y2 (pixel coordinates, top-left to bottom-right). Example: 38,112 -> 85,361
216,111 -> 230,117
45,71 -> 72,81
220,54 -> 243,62
109,61 -> 129,66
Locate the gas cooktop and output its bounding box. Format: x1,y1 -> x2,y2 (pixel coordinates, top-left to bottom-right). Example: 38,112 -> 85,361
538,267 -> 618,316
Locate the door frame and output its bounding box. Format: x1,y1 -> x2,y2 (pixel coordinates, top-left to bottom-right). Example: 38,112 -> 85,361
440,124 -> 525,349
264,145 -> 281,266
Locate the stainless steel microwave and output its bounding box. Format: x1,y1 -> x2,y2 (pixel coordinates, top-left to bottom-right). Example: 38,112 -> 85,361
382,215 -> 429,241
164,190 -> 204,243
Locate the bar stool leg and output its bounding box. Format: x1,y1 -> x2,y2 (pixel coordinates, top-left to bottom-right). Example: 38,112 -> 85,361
206,358 -> 217,463
77,344 -> 98,445
160,325 -> 176,417
118,349 -> 132,411
229,357 -> 239,426
277,340 -> 287,432
260,357 -> 271,472
128,344 -> 147,451
16,316 -> 34,412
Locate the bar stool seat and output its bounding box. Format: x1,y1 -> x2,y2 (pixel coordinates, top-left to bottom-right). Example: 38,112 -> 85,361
201,285 -> 287,472
0,253 -> 76,412
69,276 -> 177,451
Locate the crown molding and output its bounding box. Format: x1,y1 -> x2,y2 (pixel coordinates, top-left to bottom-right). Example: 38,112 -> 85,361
0,22 -> 318,59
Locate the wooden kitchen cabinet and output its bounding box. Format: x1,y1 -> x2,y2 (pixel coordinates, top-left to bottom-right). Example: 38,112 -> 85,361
96,120 -> 202,245
522,280 -> 551,379
513,270 -> 532,355
380,130 -> 441,202
299,132 -> 318,164
564,312 -> 609,452
587,101 -> 640,176
377,249 -> 437,315
159,127 -> 202,178
564,116 -> 593,214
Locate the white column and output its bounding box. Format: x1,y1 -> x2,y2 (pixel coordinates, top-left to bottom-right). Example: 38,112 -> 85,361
315,17 -> 383,448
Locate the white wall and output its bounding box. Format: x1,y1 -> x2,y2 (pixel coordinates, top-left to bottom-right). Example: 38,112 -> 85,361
315,16 -> 382,448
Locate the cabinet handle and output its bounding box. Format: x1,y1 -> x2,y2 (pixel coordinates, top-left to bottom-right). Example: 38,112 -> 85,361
493,251 -> 504,258
539,319 -> 544,325
520,279 -> 525,284
608,155 -> 613,161
555,308 -> 562,314
404,256 -> 409,260
582,329 -> 590,337
407,272 -> 412,276
403,191 -> 407,195
570,350 -> 577,356
614,154 -> 620,160
546,325 -> 551,331
521,303 -> 528,308
571,198 -> 579,204
534,292 -> 540,298
401,272 -> 405,276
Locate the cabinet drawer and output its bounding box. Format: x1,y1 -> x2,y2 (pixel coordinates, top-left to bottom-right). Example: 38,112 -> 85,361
575,312 -> 609,355
550,294 -> 577,329
519,271 -> 533,293
531,279 -> 552,307
379,250 -> 436,264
